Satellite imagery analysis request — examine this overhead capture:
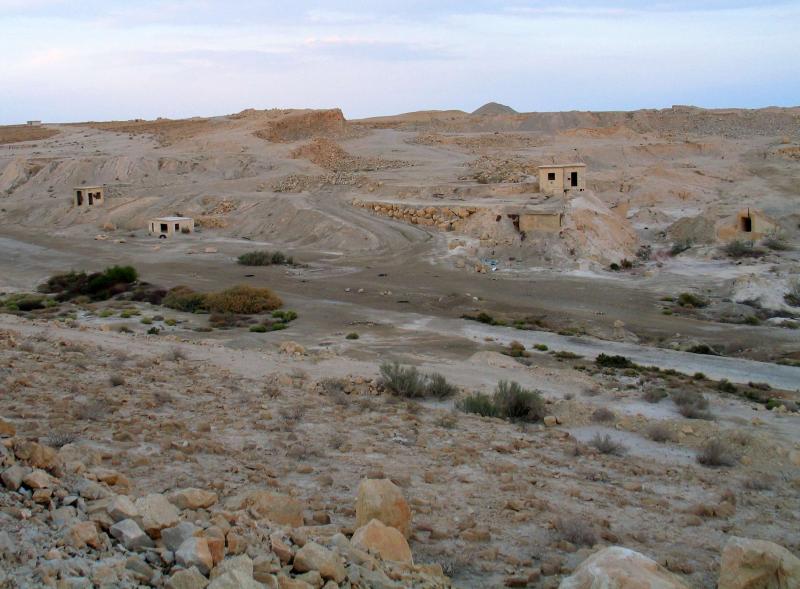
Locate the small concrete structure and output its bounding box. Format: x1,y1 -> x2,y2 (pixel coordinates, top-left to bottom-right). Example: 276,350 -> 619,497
26,120 -> 42,126
538,164 -> 586,196
74,186 -> 105,207
717,208 -> 779,242
519,211 -> 563,233
149,216 -> 195,238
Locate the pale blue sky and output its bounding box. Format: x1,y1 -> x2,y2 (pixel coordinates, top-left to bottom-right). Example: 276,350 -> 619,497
1,1 -> 798,123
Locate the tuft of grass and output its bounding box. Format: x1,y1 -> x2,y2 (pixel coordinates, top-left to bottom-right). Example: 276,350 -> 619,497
346,332 -> 359,340
697,439 -> 737,467
785,280 -> 800,308
556,516 -> 598,547
237,250 -> 294,266
426,373 -> 459,399
379,362 -> 458,399
590,434 -> 627,455
493,380 -> 545,422
645,423 -> 676,443
595,353 -> 632,368
677,292 -> 708,308
762,236 -> 791,251
591,407 -> 616,423
457,392 -> 499,418
672,390 -> 713,420
722,240 -> 764,259
44,432 -> 79,448
717,379 -> 737,394
643,388 -> 668,403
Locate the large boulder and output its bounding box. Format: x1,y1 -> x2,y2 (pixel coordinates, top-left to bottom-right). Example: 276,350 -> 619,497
226,491 -> 304,528
168,488 -> 218,510
351,519 -> 413,564
355,479 -> 411,538
109,519 -> 154,551
718,536 -> 800,589
135,494 -> 180,538
559,546 -> 689,589
293,541 -> 346,582
176,537 -> 214,576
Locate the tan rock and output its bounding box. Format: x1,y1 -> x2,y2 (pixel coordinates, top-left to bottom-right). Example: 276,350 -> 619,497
227,491 -> 304,527
22,469 -> 54,489
293,541 -> 346,582
270,532 -> 294,564
355,478 -> 411,538
135,493 -> 180,538
208,570 -> 263,589
351,519 -> 413,564
107,495 -> 138,522
176,537 -> 214,576
168,488 -> 218,510
67,521 -> 103,549
2,465 -> 30,491
0,419 -> 15,437
718,536 -> 800,589
560,546 -> 688,589
166,567 -> 210,589
544,416 -> 558,427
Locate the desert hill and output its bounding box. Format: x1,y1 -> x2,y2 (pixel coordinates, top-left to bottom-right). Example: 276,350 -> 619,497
472,102 -> 518,116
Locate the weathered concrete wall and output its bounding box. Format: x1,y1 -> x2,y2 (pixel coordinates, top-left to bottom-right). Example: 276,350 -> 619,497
352,200 -> 477,231
538,165 -> 586,195
717,208 -> 779,241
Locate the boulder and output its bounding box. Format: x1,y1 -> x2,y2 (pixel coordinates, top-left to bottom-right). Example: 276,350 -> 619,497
162,521 -> 199,552
355,478 -> 411,538
351,519 -> 413,564
66,521 -> 103,550
0,419 -> 15,437
208,570 -> 264,589
176,537 -> 214,576
226,491 -> 304,528
166,567 -> 210,589
109,519 -> 154,551
22,469 -> 55,489
135,493 -> 180,538
212,554 -> 254,580
168,488 -> 218,510
2,464 -> 30,491
559,546 -> 689,589
13,441 -> 59,471
718,536 -> 800,589
293,541 -> 346,582
107,495 -> 138,522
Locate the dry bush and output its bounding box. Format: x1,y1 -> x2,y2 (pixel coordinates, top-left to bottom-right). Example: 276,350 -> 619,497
591,407 -> 616,423
672,390 -> 713,419
556,516 -> 598,547
44,432 -> 78,448
435,412 -> 458,429
590,434 -> 627,456
645,422 -> 676,443
697,439 -> 737,467
109,374 -> 125,387
319,377 -> 349,405
164,347 -> 186,362
73,400 -> 108,421
643,388 -> 668,403
204,285 -> 282,314
328,432 -> 347,450
742,474 -> 776,491
152,390 -> 173,406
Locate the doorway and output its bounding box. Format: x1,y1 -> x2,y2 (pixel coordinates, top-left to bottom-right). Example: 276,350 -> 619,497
570,171 -> 578,187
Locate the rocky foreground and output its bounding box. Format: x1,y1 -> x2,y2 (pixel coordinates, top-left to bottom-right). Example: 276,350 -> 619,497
0,319 -> 799,588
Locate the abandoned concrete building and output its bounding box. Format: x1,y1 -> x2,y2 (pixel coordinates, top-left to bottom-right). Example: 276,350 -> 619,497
26,120 -> 42,126
149,216 -> 195,238
538,164 -> 586,196
73,186 -> 104,207
717,208 -> 779,242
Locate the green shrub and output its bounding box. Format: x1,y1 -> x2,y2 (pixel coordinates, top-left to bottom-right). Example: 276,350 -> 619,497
595,354 -> 632,368
506,341 -> 528,358
147,327 -> 160,335
164,318 -> 177,326
493,380 -> 545,422
458,393 -> 499,418
687,343 -> 719,356
553,350 -> 582,360
784,280 -> 800,307
677,292 -> 708,308
697,439 -> 737,467
380,361 -> 427,398
163,286 -> 207,312
346,332 -> 359,340
590,434 -> 627,455
717,379 -> 737,394
268,322 -> 288,331
204,285 -> 282,314
670,241 -> 692,256
426,373 -> 458,399
723,240 -> 764,259
237,250 -> 294,266
272,310 -> 298,322
249,324 -> 267,333
762,236 -> 790,251
140,317 -> 153,325
39,266 -> 138,301
534,343 -> 548,352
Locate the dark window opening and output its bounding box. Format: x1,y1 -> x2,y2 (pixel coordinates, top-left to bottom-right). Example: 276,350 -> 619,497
88,194 -> 94,205
507,214 -> 520,232
741,216 -> 752,232
175,223 -> 180,231
570,171 -> 578,187
547,172 -> 556,181
160,223 -> 168,232
76,191 -> 83,206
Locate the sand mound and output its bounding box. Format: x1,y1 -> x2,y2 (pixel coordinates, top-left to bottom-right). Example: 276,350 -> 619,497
667,215 -> 716,244
255,109 -> 347,142
472,102 -> 517,116
562,193 -> 640,264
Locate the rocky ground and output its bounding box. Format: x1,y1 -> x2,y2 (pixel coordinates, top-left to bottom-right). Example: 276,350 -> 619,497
0,313 -> 798,588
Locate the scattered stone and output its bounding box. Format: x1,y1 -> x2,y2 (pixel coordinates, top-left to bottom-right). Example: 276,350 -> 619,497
560,546 -> 689,588
227,491 -> 304,527
22,469 -> 54,489
109,519 -> 154,551
293,541 -> 346,583
176,537 -> 214,576
107,495 -> 138,522
2,464 -> 30,491
162,521 -> 199,552
166,567 -> 210,589
351,519 -> 413,564
355,478 -> 411,538
168,487 -> 218,510
66,521 -> 102,550
136,493 -> 180,538
718,536 -> 800,589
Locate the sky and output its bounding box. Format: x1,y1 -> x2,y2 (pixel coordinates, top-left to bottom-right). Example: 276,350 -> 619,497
1,0 -> 798,124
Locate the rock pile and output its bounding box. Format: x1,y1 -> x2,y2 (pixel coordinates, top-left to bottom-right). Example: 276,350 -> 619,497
0,436 -> 452,588
351,200 -> 477,231
290,138 -> 413,174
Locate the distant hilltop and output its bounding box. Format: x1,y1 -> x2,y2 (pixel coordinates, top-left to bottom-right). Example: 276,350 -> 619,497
472,102 -> 518,116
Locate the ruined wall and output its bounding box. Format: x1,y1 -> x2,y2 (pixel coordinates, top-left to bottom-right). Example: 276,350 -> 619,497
352,200 -> 477,231
519,213 -> 561,232
717,209 -> 779,241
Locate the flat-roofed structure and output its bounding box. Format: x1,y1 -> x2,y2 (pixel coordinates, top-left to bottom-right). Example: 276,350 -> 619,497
73,186 -> 105,207
149,216 -> 195,238
538,163 -> 586,196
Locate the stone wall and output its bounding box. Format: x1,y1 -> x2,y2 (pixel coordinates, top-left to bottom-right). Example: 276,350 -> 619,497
352,199 -> 478,231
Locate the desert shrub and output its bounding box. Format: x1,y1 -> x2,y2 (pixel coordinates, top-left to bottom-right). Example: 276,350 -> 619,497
44,432 -> 78,449
237,250 -> 294,266
646,422 -> 676,443
595,353 -> 632,368
643,388 -> 668,403
164,347 -> 186,362
380,361 -> 427,398
687,343 -> 719,356
163,286 -> 207,312
249,324 -> 267,333
39,266 -> 138,301
677,292 -> 708,308
672,390 -> 712,419
785,280 -> 800,307
204,285 -> 282,314
590,434 -> 627,456
717,379 -> 737,394
670,241 -> 692,256
73,400 -> 108,421
426,373 -> 458,399
209,313 -> 247,329
693,372 -> 706,380
697,439 -> 737,467
554,350 -> 582,360
533,343 -> 548,352
591,407 -> 616,423
109,374 -> 125,387
556,516 -> 598,547
762,236 -> 790,251
346,332 -> 359,340
493,380 -> 545,422
435,412 -> 458,429
5,294 -> 49,311
506,341 -> 528,358
147,327 -> 160,335
272,310 -> 297,322
723,240 -> 764,259
457,393 -> 499,418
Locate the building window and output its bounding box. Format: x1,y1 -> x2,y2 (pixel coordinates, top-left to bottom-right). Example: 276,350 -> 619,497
547,172 -> 556,181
